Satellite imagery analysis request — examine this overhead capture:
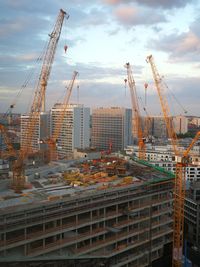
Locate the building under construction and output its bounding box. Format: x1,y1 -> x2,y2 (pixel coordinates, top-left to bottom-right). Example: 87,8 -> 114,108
0,158 -> 174,267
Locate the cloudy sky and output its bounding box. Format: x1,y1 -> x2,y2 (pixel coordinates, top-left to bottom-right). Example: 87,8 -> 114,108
0,0 -> 200,116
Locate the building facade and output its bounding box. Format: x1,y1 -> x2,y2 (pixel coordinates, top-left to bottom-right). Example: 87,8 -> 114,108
149,116 -> 168,139
173,115 -> 188,134
51,104 -> 90,159
20,112 -> 50,152
0,173 -> 174,267
145,116 -> 187,138
91,107 -> 132,152
185,181 -> 200,249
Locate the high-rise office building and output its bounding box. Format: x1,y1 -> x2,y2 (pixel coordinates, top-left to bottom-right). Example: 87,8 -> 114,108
51,103 -> 90,158
173,115 -> 188,134
150,116 -> 168,139
91,107 -> 132,152
146,116 -> 188,138
20,112 -> 50,152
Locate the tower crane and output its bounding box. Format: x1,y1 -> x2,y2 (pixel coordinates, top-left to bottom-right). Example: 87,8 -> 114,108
11,9 -> 68,193
146,54 -> 200,267
138,95 -> 152,143
124,62 -> 146,160
46,71 -> 78,160
39,9 -> 69,112
0,124 -> 16,159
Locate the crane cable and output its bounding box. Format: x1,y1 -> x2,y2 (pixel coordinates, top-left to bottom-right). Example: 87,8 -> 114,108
4,40 -> 49,116
162,78 -> 188,115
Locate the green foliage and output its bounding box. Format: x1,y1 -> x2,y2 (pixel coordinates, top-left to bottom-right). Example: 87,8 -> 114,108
177,132 -> 196,138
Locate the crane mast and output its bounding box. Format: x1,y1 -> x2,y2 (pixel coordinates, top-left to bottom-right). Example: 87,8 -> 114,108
12,9 -> 68,193
47,71 -> 78,160
38,9 -> 68,112
0,124 -> 16,159
146,55 -> 179,155
125,62 -> 145,160
146,55 -> 190,267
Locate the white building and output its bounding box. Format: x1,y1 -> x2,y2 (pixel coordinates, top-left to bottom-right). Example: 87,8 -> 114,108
91,107 -> 132,152
125,143 -> 200,183
189,116 -> 200,127
51,103 -> 90,159
20,112 -> 50,152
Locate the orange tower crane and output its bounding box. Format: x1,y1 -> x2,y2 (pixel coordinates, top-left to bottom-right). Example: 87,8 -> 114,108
147,54 -> 200,267
138,95 -> 152,142
46,71 -> 78,160
12,9 -> 68,193
39,9 -> 69,112
124,62 -> 146,160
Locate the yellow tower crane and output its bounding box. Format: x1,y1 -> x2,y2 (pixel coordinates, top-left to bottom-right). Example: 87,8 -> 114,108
147,54 -> 200,267
124,62 -> 146,160
11,9 -> 68,193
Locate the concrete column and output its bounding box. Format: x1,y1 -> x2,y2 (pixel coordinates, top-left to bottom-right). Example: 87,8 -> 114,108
43,236 -> 45,249
90,224 -> 92,246
104,207 -> 105,228
43,222 -> 45,234
53,220 -> 57,241
24,227 -> 27,240
116,204 -> 119,224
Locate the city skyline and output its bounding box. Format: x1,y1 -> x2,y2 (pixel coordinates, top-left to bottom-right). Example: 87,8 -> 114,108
0,0 -> 200,116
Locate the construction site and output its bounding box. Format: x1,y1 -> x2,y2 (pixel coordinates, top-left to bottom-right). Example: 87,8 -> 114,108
0,6 -> 200,267
0,157 -> 174,267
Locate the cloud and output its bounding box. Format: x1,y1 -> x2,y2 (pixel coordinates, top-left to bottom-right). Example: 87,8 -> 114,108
0,59 -> 143,113
113,5 -> 166,26
0,18 -> 25,38
106,27 -> 121,35
144,75 -> 200,115
0,53 -> 40,65
1,62 -> 200,116
103,0 -> 194,9
0,0 -> 199,117
150,16 -> 200,62
62,81 -> 131,109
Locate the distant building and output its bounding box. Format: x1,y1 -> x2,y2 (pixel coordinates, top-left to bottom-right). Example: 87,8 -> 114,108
187,116 -> 200,135
125,143 -> 200,183
51,103 -> 90,159
150,116 -> 168,138
189,116 -> 200,127
145,116 -> 187,138
20,112 -> 50,152
173,115 -> 188,134
91,107 -> 132,152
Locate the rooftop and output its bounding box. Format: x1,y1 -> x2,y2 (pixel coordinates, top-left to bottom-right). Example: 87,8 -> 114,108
0,157 -> 174,212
